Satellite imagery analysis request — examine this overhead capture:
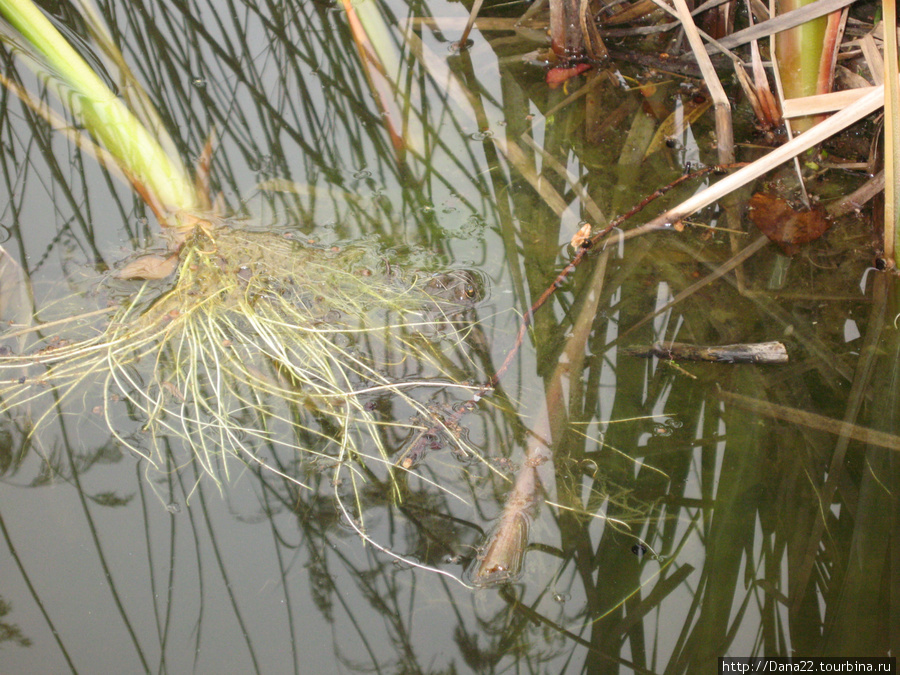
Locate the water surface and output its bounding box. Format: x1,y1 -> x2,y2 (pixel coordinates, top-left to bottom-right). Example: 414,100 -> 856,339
0,0 -> 895,673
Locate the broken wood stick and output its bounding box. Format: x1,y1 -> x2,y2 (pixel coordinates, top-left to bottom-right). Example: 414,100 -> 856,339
624,340 -> 788,364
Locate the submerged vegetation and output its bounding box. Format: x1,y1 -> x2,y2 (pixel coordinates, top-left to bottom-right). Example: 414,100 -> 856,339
0,225 -> 488,491
0,0 -> 506,579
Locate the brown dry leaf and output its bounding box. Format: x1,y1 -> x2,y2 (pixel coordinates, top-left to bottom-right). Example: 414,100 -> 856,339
750,41 -> 782,128
114,253 -> 180,280
748,193 -> 830,255
571,222 -> 592,248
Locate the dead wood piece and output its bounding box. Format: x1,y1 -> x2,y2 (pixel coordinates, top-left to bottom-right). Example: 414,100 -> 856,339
625,340 -> 788,363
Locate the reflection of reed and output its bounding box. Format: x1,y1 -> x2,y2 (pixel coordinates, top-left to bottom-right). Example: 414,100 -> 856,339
468,448 -> 543,586
469,249 -> 611,586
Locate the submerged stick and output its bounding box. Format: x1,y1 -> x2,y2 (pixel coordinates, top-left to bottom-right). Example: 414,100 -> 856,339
716,388 -> 900,451
624,340 -> 788,364
468,251 -> 609,587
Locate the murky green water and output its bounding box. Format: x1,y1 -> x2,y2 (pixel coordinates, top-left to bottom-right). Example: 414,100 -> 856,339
0,1 -> 896,673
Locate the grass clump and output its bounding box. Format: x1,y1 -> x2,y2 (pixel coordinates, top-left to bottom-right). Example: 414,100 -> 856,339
0,225 -> 487,495
0,0 -> 501,585
0,0 -> 488,506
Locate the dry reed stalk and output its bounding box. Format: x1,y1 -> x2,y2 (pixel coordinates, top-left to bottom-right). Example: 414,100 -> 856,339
668,0 -> 735,163
883,6 -> 899,263
637,83 -> 888,233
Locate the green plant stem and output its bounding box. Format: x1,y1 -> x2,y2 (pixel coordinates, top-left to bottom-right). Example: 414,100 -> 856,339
775,0 -> 828,132
0,0 -> 199,217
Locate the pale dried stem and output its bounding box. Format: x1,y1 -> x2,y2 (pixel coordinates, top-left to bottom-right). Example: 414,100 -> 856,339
883,9 -> 900,263
458,0 -> 485,47
707,0 -> 856,52
666,0 -> 735,163
639,84 -> 887,231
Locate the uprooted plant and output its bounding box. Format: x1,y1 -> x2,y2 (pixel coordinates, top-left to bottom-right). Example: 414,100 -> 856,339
0,0 -> 508,581
0,0 -> 684,588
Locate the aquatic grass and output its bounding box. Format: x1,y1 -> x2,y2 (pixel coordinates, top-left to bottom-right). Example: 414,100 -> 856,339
0,225 -> 492,513
0,0 -> 498,516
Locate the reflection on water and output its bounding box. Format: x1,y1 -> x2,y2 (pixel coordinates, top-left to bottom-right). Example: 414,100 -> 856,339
0,0 -> 898,672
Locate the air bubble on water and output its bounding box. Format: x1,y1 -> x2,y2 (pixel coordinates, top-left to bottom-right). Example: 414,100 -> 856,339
469,130 -> 494,141
449,39 -> 474,52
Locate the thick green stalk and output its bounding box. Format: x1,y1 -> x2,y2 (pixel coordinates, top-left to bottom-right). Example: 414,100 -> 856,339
775,0 -> 828,132
0,0 -> 199,217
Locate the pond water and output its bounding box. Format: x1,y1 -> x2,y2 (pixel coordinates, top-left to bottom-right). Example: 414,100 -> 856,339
0,0 -> 897,673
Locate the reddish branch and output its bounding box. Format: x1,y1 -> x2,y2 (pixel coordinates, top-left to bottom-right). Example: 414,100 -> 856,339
398,163 -> 749,467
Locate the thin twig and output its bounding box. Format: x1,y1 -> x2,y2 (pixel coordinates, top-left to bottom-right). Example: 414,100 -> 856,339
403,164 -> 749,461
